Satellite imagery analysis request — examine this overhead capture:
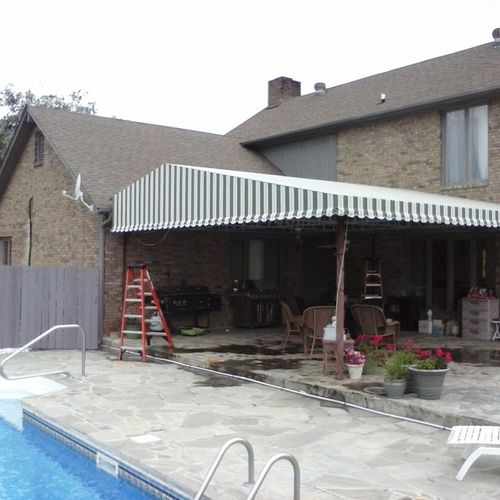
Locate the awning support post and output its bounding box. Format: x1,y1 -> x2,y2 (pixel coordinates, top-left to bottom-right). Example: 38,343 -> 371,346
335,216 -> 346,379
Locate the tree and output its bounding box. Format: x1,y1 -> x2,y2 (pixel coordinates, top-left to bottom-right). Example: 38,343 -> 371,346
0,85 -> 97,160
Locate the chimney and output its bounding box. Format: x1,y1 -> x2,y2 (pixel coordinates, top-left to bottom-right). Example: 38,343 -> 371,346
268,77 -> 301,108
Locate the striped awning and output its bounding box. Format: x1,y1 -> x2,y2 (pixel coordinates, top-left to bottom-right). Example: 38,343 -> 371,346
111,163 -> 500,232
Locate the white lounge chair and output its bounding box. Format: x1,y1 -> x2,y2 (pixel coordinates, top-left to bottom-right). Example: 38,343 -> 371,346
447,425 -> 500,480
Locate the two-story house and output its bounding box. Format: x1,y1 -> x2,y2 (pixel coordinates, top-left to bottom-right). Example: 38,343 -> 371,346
2,32 -> 500,338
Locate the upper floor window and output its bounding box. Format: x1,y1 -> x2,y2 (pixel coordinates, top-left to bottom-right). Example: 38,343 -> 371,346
443,104 -> 488,186
0,237 -> 11,265
34,131 -> 45,165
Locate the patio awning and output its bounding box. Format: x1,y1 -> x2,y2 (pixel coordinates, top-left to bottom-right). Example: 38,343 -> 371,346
111,163 -> 500,232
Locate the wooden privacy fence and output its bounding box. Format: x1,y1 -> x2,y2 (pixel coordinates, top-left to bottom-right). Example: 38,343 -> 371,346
0,266 -> 99,350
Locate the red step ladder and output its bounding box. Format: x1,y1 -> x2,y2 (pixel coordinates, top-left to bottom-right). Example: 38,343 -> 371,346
119,265 -> 174,361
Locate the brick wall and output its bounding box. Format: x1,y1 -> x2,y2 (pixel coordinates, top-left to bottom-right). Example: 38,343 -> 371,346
0,128 -> 101,267
123,230 -> 232,329
337,97 -> 500,203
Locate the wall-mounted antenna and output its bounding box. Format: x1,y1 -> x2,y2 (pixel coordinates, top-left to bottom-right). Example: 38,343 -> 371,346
62,174 -> 94,212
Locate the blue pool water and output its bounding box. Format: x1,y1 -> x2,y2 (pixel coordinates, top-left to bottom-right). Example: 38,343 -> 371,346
0,415 -> 152,500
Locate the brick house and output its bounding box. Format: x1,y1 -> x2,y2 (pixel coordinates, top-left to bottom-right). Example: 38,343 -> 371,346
2,34 -> 500,338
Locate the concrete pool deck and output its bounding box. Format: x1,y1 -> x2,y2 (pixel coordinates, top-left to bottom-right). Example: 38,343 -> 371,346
2,344 -> 500,499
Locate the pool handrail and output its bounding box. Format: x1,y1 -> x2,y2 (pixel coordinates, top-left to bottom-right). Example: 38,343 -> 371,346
246,452 -> 300,500
194,437 -> 255,500
0,324 -> 86,380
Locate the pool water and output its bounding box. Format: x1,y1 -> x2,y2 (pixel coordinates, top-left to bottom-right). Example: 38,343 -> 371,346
0,412 -> 152,500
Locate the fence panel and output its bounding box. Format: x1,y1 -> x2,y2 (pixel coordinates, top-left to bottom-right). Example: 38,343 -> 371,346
0,266 -> 99,349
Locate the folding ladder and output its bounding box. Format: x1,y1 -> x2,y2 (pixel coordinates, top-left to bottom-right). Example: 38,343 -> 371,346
362,259 -> 383,300
119,265 -> 174,361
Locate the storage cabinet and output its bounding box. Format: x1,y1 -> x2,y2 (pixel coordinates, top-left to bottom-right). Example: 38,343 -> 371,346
461,298 -> 499,340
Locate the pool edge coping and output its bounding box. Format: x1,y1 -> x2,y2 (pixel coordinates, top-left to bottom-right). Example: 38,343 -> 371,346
22,406 -> 193,500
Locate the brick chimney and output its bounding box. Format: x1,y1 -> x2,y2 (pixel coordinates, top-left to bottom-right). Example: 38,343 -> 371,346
268,77 -> 301,108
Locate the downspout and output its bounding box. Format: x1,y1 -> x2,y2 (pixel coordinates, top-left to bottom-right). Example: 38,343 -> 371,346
99,210 -> 112,341
27,197 -> 33,266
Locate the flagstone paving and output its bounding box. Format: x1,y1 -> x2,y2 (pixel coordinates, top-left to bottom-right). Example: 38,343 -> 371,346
3,347 -> 500,499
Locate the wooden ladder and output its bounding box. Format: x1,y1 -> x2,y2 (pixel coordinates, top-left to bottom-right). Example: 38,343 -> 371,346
119,265 -> 174,361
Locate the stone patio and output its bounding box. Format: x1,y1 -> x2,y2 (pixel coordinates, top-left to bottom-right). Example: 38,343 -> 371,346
3,329 -> 500,499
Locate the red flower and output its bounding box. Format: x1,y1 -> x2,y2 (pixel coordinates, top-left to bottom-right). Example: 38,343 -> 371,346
435,348 -> 443,357
419,350 -> 432,358
385,343 -> 397,351
444,352 -> 453,363
370,335 -> 384,345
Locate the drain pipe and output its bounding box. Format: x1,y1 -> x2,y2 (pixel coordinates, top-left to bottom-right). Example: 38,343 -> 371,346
106,346 -> 451,431
98,210 -> 112,342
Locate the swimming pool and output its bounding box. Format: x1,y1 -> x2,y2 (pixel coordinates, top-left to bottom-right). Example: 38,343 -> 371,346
0,406 -> 152,500
0,376 -> 189,500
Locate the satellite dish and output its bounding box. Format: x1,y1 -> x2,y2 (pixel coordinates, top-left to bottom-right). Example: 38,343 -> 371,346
62,173 -> 94,212
74,174 -> 82,200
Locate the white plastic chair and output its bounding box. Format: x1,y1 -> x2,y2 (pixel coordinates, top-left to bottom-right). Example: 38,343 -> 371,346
447,425 -> 500,480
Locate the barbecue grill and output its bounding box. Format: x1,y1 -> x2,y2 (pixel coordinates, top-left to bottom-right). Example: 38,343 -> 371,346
157,286 -> 221,315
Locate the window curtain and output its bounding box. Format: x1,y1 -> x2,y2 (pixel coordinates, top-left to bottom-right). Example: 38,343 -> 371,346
444,105 -> 488,186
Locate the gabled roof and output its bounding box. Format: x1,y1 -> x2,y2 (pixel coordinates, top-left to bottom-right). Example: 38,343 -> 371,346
0,107 -> 279,210
228,42 -> 500,145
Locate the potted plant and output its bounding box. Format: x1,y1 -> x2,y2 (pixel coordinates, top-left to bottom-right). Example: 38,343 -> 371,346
355,334 -> 388,374
408,348 -> 452,400
392,346 -> 419,393
383,351 -> 409,398
344,346 -> 365,379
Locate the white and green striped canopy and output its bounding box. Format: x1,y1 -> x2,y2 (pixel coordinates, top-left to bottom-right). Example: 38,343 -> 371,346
111,163 -> 500,232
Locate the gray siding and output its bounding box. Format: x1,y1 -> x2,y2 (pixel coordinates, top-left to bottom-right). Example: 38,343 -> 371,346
259,135 -> 337,181
0,266 -> 99,349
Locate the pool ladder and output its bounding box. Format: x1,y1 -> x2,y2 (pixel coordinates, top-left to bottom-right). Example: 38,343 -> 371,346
0,324 -> 86,380
194,437 -> 300,500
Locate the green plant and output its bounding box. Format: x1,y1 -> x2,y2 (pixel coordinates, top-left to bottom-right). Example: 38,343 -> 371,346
384,351 -> 410,381
413,348 -> 452,370
394,349 -> 418,366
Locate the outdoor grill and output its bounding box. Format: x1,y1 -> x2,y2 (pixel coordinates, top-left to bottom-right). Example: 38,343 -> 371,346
157,286 -> 221,315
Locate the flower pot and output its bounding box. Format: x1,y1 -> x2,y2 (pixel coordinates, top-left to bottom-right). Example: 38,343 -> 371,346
408,366 -> 448,400
346,363 -> 364,379
402,364 -> 416,393
384,378 -> 406,399
362,355 -> 377,375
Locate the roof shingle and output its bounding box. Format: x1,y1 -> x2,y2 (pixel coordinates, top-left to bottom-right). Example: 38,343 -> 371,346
28,107 -> 279,209
228,42 -> 500,143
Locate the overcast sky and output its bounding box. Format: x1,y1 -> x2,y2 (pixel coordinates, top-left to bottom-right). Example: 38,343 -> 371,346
2,0 -> 498,134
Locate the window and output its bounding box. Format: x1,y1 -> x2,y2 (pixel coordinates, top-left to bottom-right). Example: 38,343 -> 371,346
34,131 -> 45,165
443,104 -> 488,186
230,238 -> 281,289
0,238 -> 11,265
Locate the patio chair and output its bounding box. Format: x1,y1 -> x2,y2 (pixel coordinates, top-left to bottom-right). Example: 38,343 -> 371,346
447,425 -> 500,480
350,304 -> 399,344
279,301 -> 304,351
302,305 -> 335,357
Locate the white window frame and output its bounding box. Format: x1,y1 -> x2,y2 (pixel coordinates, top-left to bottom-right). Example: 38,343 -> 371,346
443,104 -> 488,187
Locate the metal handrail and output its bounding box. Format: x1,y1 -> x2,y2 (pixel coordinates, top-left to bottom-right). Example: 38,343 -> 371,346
0,324 -> 86,380
246,453 -> 300,500
194,437 -> 255,500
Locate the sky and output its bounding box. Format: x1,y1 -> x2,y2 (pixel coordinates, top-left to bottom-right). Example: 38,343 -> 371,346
1,0 -> 499,135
